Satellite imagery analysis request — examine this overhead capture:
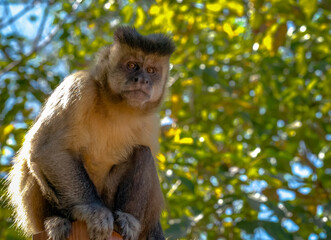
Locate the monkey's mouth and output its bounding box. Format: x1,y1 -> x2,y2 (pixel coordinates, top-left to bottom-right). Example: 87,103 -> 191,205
122,90 -> 151,102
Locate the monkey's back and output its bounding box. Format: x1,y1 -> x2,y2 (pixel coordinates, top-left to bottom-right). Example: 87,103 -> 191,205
7,155 -> 48,234
7,72 -> 94,234
6,74 -> 80,234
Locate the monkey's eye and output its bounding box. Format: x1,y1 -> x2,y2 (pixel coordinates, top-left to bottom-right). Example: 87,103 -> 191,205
146,67 -> 156,74
127,62 -> 138,70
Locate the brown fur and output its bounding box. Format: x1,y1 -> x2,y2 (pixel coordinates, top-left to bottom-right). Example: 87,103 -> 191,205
7,27 -> 174,240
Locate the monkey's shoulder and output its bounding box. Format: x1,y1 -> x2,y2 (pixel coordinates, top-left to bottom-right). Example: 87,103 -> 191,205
36,71 -> 93,117
22,71 -> 95,148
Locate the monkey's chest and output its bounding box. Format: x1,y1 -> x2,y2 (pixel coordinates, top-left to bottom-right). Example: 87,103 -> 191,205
76,114 -> 159,193
80,132 -> 153,193
82,137 -> 135,193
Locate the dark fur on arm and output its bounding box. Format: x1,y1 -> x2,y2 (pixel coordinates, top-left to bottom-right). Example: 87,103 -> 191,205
103,146 -> 165,240
30,150 -> 114,240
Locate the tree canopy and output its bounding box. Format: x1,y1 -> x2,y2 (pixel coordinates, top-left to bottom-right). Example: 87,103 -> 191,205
0,0 -> 330,239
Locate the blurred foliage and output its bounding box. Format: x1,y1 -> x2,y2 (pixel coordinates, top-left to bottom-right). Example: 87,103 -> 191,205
0,0 -> 331,239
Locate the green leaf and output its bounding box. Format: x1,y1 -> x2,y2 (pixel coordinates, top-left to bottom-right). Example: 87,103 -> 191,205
179,176 -> 195,193
134,6 -> 145,28
121,5 -> 134,23
299,0 -> 317,19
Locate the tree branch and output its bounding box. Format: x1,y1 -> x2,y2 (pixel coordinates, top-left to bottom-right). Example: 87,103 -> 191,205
0,0 -> 81,76
1,48 -> 13,61
0,1 -> 35,30
32,1 -> 50,50
2,0 -> 18,33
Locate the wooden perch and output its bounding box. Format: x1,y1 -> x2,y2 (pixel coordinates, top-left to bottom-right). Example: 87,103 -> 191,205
32,221 -> 123,240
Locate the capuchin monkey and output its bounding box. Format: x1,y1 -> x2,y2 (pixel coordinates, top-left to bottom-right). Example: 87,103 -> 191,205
7,26 -> 175,240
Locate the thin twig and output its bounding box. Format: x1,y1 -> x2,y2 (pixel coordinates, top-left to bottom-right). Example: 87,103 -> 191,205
0,0 -> 81,76
0,2 -> 34,30
32,1 -> 50,50
2,0 -> 18,33
1,48 -> 13,61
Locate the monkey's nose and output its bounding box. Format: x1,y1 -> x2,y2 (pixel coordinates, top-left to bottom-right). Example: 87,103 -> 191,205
133,77 -> 149,85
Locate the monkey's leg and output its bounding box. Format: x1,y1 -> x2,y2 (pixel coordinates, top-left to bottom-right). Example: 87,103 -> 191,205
29,150 -> 113,240
110,146 -> 165,240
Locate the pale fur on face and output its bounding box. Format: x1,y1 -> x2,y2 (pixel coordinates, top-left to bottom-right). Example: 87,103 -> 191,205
104,43 -> 170,110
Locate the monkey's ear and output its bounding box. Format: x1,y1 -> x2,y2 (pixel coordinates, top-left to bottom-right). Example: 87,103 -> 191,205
90,46 -> 111,83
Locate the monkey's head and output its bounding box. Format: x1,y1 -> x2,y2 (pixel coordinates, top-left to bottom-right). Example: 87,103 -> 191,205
92,26 -> 175,111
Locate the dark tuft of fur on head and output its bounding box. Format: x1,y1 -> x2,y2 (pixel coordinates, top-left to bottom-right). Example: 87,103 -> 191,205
114,26 -> 175,56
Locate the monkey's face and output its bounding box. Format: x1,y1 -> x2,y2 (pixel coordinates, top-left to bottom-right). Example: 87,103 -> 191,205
109,48 -> 170,109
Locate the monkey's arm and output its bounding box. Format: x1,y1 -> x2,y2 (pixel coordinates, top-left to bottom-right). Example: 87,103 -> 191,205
27,74 -> 114,240
30,150 -> 98,210
29,145 -> 114,240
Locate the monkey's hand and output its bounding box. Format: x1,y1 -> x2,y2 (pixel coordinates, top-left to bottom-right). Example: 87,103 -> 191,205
72,203 -> 114,240
44,216 -> 72,240
115,210 -> 141,240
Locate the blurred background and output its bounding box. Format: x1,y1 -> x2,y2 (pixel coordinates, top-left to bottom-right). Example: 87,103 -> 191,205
0,0 -> 330,239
